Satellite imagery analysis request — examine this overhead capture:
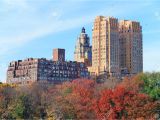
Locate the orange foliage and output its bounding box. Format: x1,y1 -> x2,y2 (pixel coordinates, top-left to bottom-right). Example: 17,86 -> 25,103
119,75 -> 144,92
93,85 -> 157,119
54,79 -> 96,119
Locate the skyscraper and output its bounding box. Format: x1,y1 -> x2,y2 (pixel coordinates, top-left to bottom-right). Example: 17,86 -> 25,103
119,20 -> 143,74
90,16 -> 120,76
74,27 -> 92,66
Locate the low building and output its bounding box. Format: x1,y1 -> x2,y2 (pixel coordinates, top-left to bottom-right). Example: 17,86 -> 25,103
6,49 -> 89,85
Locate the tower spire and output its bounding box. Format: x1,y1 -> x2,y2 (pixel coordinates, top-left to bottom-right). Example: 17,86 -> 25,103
81,27 -> 85,33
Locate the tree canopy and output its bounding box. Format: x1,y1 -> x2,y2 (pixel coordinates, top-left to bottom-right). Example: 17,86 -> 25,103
0,73 -> 159,119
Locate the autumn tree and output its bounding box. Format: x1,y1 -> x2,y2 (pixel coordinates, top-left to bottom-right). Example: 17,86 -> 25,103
0,74 -> 159,119
52,79 -> 97,119
0,84 -> 16,119
11,94 -> 33,119
26,82 -> 54,119
119,75 -> 144,92
93,85 -> 159,119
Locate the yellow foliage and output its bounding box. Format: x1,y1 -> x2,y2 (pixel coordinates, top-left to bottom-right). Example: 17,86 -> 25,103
0,83 -> 17,88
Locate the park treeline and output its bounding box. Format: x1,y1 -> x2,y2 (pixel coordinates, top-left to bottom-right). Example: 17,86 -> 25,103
0,72 -> 160,119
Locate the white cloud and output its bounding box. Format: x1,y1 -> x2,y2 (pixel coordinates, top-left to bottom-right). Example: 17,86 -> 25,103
154,11 -> 160,20
2,0 -> 28,8
0,0 -> 151,57
1,0 -> 29,13
52,12 -> 59,17
0,16 -> 92,55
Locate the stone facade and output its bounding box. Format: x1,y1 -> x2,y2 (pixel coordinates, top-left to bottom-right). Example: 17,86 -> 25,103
89,16 -> 143,76
74,27 -> 92,66
7,58 -> 89,85
91,16 -> 120,76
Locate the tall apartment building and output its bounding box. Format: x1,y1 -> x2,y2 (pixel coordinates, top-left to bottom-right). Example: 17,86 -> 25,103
90,16 -> 120,76
74,27 -> 92,66
119,20 -> 143,74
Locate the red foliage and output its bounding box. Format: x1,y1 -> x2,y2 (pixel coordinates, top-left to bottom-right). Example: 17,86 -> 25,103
67,79 -> 96,118
119,75 -> 144,92
93,85 -> 157,119
48,78 -> 158,119
54,79 -> 96,119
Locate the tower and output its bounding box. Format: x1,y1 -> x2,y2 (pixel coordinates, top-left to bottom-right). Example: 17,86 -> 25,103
119,20 -> 143,74
53,48 -> 65,62
91,16 -> 120,76
74,27 -> 92,66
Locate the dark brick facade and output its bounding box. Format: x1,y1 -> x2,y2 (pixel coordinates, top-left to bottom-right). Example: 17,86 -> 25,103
53,48 -> 65,62
7,58 -> 89,85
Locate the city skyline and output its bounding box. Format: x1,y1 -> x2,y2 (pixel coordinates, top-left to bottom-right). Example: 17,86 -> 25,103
0,0 -> 160,82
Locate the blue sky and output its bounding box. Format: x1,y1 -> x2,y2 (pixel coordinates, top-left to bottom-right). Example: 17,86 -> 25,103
0,0 -> 160,82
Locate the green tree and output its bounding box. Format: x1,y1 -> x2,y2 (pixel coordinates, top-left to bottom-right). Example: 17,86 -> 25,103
140,72 -> 160,100
0,84 -> 16,119
11,94 -> 33,119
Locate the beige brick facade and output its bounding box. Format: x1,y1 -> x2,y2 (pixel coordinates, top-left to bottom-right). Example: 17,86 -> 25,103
119,20 -> 143,74
91,16 -> 120,76
89,16 -> 143,76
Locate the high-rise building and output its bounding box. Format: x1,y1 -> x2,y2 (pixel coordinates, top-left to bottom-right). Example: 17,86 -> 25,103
53,48 -> 65,62
90,16 -> 120,76
74,27 -> 92,66
119,20 -> 143,74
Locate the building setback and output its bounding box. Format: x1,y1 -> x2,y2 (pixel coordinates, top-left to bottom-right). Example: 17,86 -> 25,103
7,49 -> 89,85
88,16 -> 143,76
89,16 -> 120,76
119,20 -> 143,74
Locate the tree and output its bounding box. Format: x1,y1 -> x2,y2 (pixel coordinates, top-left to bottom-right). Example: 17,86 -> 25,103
53,79 -> 96,119
28,82 -> 52,119
119,75 -> 144,92
0,75 -> 159,119
0,84 -> 16,119
140,72 -> 160,100
11,94 -> 33,119
68,79 -> 96,119
93,85 -> 158,119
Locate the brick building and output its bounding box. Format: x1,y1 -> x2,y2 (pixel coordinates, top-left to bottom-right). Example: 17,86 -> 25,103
89,16 -> 120,76
7,49 -> 89,85
88,16 -> 143,77
119,20 -> 143,74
